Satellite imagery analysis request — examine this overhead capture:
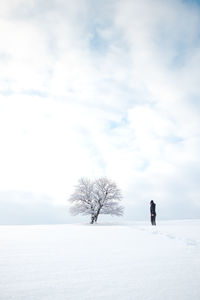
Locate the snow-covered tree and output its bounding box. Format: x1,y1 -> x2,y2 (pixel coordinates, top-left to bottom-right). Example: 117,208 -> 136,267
69,177 -> 124,224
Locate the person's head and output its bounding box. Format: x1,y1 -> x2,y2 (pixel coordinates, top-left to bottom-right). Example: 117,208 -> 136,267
150,200 -> 154,205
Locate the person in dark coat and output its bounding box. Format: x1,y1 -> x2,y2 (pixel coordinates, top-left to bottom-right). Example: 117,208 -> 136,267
150,200 -> 156,225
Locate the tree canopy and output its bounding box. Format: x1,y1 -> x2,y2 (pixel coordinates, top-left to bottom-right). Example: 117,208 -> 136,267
69,177 -> 124,224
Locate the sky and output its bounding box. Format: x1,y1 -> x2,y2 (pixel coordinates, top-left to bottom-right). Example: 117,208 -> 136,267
0,0 -> 200,224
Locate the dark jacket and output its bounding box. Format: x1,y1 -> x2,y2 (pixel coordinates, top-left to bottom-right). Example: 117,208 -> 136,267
150,202 -> 156,215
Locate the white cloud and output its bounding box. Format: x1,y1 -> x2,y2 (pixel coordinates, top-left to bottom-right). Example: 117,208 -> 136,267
0,0 -> 200,223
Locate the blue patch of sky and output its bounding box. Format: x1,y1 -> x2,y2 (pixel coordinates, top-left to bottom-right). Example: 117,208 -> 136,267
170,43 -> 189,69
189,95 -> 200,112
89,27 -> 109,53
182,0 -> 200,6
87,0 -> 124,54
108,116 -> 128,130
21,89 -> 48,97
88,23 -> 128,56
166,136 -> 185,143
154,0 -> 200,70
155,24 -> 200,70
138,160 -> 150,172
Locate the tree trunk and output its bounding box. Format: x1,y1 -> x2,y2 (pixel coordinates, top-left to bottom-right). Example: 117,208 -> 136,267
94,209 -> 100,223
90,215 -> 95,224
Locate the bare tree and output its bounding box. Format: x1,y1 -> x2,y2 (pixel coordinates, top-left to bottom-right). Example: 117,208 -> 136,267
69,177 -> 124,224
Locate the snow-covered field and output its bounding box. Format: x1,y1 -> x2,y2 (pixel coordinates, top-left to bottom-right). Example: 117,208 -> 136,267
0,220 -> 200,300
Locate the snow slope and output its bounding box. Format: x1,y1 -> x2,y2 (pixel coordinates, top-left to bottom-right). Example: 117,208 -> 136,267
0,220 -> 200,300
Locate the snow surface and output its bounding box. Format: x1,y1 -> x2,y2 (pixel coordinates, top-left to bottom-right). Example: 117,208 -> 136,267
0,220 -> 200,300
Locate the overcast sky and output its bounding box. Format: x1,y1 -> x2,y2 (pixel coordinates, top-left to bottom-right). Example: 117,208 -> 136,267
0,0 -> 200,224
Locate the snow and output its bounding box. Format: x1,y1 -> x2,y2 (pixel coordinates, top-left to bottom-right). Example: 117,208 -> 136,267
0,220 -> 200,300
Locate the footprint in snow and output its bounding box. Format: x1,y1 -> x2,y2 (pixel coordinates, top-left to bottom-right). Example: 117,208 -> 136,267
165,234 -> 176,239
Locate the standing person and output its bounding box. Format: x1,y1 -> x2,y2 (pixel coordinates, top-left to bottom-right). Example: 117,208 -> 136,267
150,200 -> 156,225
